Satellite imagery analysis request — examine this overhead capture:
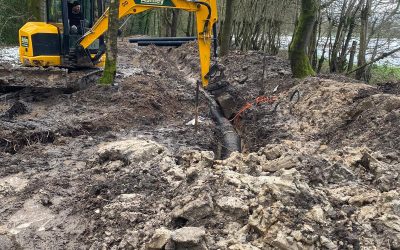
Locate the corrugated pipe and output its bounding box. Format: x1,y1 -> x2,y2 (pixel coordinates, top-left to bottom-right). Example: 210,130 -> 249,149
200,88 -> 241,159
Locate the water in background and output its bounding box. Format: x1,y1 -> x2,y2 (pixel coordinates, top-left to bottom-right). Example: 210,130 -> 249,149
281,36 -> 400,67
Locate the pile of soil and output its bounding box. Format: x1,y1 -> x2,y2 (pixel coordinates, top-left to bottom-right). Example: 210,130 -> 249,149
0,40 -> 399,249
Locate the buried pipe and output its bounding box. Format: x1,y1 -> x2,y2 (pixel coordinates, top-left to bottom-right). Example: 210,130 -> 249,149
199,87 -> 241,159
129,37 -> 197,43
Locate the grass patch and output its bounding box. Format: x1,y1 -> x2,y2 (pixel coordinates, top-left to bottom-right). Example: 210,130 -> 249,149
370,64 -> 400,84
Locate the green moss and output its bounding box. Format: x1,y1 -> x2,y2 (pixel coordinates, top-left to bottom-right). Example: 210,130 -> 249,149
289,0 -> 317,79
99,58 -> 117,85
290,50 -> 316,78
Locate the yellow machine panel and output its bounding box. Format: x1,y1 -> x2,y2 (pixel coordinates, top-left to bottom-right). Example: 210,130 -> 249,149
19,22 -> 62,66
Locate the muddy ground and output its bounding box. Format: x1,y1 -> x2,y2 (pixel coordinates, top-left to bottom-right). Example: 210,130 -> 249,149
0,41 -> 399,249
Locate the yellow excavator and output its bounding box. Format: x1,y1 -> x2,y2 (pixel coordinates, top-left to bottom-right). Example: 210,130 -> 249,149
17,0 -> 218,87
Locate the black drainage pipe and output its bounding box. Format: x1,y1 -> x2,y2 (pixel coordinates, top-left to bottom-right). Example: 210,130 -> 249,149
137,41 -> 189,47
129,37 -> 197,43
200,88 -> 241,159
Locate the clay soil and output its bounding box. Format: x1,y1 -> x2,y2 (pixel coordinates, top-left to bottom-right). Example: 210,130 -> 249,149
0,41 -> 399,249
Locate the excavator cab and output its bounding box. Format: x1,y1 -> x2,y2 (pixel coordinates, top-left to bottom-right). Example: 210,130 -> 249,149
19,0 -> 105,67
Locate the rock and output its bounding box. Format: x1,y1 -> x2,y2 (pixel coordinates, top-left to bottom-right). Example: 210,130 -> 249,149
172,193 -> 214,222
122,230 -> 140,248
248,202 -> 283,234
357,205 -> 378,222
262,155 -> 298,172
261,144 -> 288,161
325,162 -> 355,183
306,205 -> 325,224
97,139 -> 166,164
181,151 -> 215,170
217,93 -> 237,119
167,167 -> 186,180
104,160 -> 124,172
356,151 -> 387,176
146,228 -> 172,249
271,232 -> 297,250
228,243 -> 261,250
377,214 -> 400,232
216,196 -> 249,217
263,146 -> 283,161
171,227 -> 207,249
291,230 -> 303,241
348,191 -> 380,206
320,236 -> 337,250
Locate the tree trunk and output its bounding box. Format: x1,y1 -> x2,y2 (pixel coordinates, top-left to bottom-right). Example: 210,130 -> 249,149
289,0 -> 317,78
356,0 -> 371,80
186,12 -> 193,37
338,15 -> 356,72
170,10 -> 179,37
220,0 -> 235,57
347,40 -> 357,72
99,0 -> 119,85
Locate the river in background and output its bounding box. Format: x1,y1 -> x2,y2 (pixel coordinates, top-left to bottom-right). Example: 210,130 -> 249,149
281,36 -> 400,67
2,36 -> 400,67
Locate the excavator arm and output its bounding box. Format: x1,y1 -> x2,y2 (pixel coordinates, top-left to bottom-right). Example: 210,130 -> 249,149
79,0 -> 218,87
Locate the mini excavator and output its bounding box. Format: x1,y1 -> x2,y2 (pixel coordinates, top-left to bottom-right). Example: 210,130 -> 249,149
17,0 -> 218,87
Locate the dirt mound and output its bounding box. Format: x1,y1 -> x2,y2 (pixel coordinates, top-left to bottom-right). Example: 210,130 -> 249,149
0,42 -> 399,249
235,77 -> 400,154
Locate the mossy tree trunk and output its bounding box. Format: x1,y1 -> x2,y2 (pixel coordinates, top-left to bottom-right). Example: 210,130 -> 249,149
99,0 -> 119,85
289,0 -> 317,79
220,0 -> 235,57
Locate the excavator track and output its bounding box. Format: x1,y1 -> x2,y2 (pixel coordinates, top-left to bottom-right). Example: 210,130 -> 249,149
0,63 -> 102,91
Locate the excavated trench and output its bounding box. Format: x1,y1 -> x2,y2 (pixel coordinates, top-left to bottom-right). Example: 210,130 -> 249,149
1,42 -> 400,249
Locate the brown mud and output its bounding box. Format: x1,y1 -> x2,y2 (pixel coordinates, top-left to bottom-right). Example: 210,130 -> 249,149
0,41 -> 399,249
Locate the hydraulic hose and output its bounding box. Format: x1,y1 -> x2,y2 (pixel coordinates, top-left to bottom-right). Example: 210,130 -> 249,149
194,1 -> 212,34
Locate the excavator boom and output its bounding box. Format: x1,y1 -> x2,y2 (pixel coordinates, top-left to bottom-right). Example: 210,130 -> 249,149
79,0 -> 218,87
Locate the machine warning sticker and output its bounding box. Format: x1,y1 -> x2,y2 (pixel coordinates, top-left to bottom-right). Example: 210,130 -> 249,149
21,36 -> 29,47
134,0 -> 175,6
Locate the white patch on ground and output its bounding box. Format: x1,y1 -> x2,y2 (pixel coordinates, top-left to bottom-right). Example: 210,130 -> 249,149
0,175 -> 29,195
118,67 -> 143,78
7,199 -> 55,235
0,47 -> 19,66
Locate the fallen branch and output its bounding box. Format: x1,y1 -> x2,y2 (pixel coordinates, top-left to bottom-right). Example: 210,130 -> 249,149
347,46 -> 400,75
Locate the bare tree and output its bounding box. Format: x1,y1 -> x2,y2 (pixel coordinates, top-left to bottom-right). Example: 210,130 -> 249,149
220,0 -> 235,56
99,0 -> 120,85
356,0 -> 371,80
